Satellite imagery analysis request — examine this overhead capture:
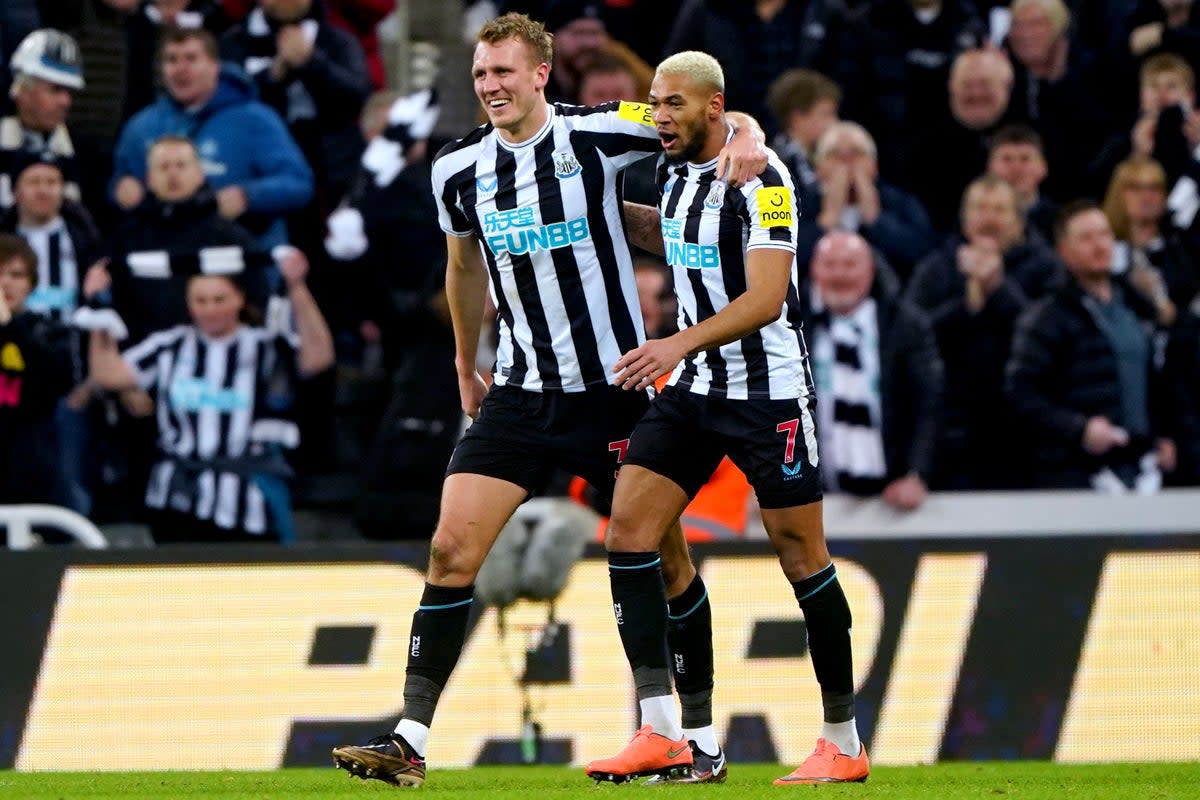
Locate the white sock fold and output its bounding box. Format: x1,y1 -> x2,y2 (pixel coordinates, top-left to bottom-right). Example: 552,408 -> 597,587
821,720 -> 861,757
639,695 -> 683,740
393,719 -> 430,757
682,725 -> 720,756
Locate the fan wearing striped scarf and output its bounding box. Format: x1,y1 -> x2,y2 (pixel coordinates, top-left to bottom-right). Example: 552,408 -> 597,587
806,230 -> 942,510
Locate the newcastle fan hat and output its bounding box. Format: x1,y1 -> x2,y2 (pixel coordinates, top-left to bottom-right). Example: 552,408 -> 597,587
10,29 -> 85,91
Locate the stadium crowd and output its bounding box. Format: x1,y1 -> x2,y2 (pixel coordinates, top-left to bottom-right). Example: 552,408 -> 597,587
1,0 -> 1198,545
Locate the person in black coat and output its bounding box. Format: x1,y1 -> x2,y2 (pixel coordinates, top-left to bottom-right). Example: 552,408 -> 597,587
663,0 -> 856,137
1165,305 -> 1200,485
0,234 -> 74,508
99,135 -> 270,347
905,175 -> 1059,489
802,230 -> 943,510
220,0 -> 370,206
1005,200 -> 1176,490
841,0 -> 985,181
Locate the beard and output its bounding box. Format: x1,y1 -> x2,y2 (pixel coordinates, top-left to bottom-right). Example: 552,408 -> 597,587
664,116 -> 712,164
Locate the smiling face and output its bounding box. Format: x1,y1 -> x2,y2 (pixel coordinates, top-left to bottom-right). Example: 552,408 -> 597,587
811,232 -> 874,315
187,275 -> 244,338
950,51 -> 1012,130
472,37 -> 550,143
649,71 -> 723,164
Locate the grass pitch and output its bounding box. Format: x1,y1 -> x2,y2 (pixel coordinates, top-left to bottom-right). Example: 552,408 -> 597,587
1,763 -> 1198,799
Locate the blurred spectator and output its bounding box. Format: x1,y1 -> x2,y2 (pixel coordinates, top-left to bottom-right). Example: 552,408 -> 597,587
0,3 -> 41,116
599,0 -> 685,65
0,233 -> 75,506
1128,0 -> 1200,78
0,152 -> 102,514
905,175 -> 1057,488
802,121 -> 936,281
100,135 -> 272,346
1166,303 -> 1200,483
221,0 -> 393,88
323,89 -> 458,539
111,28 -> 313,249
766,68 -> 841,221
1103,155 -> 1199,325
1,29 -> 84,211
541,0 -> 653,105
1092,54 -> 1200,220
1004,0 -> 1115,201
633,256 -> 675,339
577,51 -> 639,106
123,1 -> 231,122
1006,201 -> 1175,491
987,122 -> 1057,242
220,0 -> 370,206
86,245 -> 334,543
844,0 -> 985,180
0,152 -> 101,325
908,47 -> 1015,232
663,0 -> 855,135
803,230 -> 942,510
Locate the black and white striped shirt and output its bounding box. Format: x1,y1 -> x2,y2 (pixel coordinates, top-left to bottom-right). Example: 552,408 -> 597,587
19,219 -> 78,322
657,143 -> 812,401
431,101 -> 661,392
122,325 -> 300,534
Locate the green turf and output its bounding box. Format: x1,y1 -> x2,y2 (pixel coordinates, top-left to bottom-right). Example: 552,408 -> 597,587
1,763 -> 1198,800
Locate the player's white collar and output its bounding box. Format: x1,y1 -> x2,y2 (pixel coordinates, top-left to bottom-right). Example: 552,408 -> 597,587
495,103 -> 555,151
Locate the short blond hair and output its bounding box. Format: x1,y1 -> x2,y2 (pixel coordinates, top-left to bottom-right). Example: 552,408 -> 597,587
477,13 -> 554,67
655,51 -> 724,94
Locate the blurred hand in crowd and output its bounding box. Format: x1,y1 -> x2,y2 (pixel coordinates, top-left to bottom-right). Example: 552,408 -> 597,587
82,259 -> 112,300
277,25 -> 315,70
114,176 -> 145,210
882,474 -> 927,511
276,246 -> 309,287
216,186 -> 248,219
1083,416 -> 1130,455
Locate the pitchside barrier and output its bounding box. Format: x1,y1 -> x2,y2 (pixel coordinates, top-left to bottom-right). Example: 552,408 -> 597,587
1,489 -> 1197,771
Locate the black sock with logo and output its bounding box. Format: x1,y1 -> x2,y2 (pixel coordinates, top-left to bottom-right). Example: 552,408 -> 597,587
791,564 -> 855,723
609,551 -> 672,700
667,573 -> 715,728
402,582 -> 475,726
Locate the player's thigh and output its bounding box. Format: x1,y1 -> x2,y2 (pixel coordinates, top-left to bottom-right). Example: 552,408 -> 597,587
605,464 -> 690,552
725,395 -> 822,513
618,387 -> 726,504
431,472 -> 529,582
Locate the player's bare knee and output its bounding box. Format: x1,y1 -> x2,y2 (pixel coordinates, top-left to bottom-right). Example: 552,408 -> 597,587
604,511 -> 658,553
427,529 -> 477,584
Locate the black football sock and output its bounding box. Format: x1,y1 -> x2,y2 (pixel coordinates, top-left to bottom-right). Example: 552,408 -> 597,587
402,582 -> 475,726
667,573 -> 715,728
792,563 -> 855,723
609,551 -> 672,700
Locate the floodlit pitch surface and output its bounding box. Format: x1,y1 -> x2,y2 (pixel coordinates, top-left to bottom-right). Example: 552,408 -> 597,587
1,763 -> 1198,799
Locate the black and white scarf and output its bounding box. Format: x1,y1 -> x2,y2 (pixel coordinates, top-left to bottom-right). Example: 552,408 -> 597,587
19,217 -> 78,322
811,295 -> 887,494
242,7 -> 321,123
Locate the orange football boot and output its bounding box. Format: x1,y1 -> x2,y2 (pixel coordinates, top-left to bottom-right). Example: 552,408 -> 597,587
585,725 -> 694,784
773,738 -> 869,785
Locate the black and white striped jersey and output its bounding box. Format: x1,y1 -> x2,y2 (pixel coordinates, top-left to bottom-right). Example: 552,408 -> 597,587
431,101 -> 661,392
121,324 -> 300,534
657,143 -> 812,400
19,220 -> 79,322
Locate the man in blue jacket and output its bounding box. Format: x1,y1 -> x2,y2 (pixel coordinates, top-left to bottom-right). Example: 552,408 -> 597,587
110,27 -> 312,250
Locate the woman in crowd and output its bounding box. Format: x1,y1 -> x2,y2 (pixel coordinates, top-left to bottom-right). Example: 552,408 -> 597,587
86,247 -> 334,543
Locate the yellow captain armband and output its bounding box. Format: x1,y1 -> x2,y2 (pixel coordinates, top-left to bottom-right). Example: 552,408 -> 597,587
755,186 -> 794,227
617,101 -> 654,127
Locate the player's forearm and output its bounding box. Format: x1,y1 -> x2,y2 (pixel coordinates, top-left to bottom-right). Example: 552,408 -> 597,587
446,245 -> 490,376
623,201 -> 664,255
675,290 -> 782,356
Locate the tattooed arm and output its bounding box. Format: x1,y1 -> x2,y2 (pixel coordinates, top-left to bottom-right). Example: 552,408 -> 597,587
623,201 -> 664,256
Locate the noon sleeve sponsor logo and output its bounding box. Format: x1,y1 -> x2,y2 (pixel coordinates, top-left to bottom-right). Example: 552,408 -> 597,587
755,187 -> 794,228
617,101 -> 654,127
